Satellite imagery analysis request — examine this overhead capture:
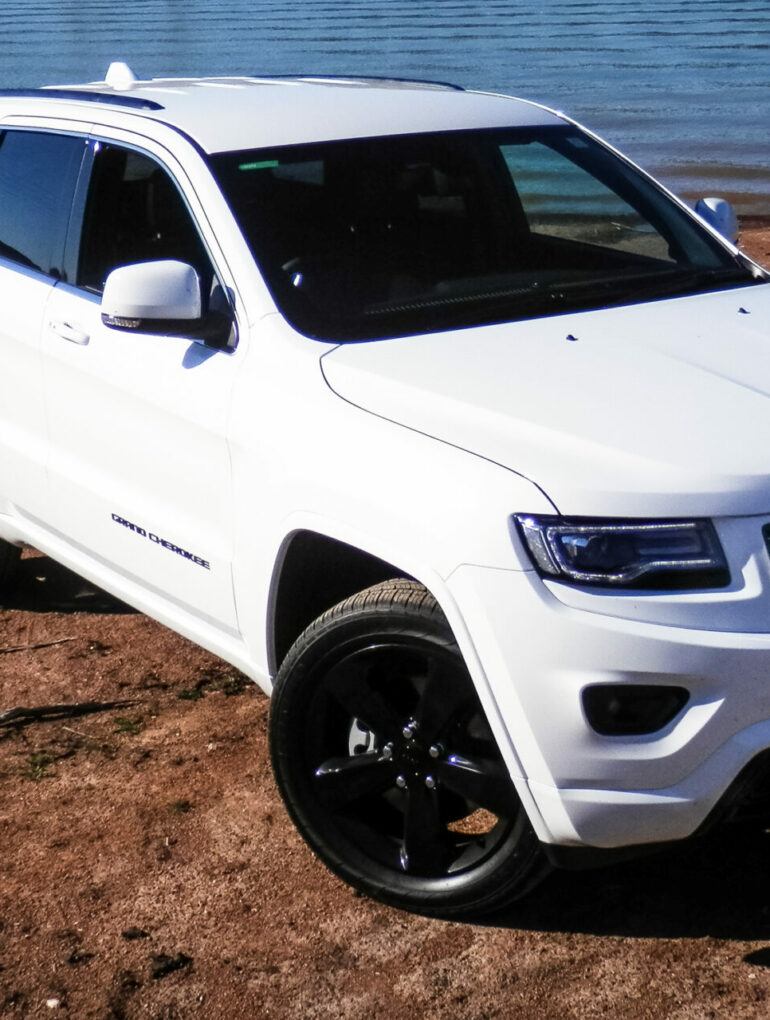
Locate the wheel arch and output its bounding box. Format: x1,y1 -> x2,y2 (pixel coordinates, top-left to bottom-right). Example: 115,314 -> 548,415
268,529 -> 406,673
265,526 -> 551,846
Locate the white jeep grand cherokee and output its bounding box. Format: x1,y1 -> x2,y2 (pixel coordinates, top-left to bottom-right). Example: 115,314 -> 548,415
1,64 -> 768,919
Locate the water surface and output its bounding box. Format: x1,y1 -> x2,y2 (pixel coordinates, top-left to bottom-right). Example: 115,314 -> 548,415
1,1 -> 768,211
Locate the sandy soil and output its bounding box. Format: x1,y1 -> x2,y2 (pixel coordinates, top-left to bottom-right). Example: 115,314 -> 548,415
2,221 -> 770,1020
740,218 -> 770,265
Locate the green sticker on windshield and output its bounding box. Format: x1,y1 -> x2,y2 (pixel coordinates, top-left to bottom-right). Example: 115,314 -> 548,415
238,159 -> 280,171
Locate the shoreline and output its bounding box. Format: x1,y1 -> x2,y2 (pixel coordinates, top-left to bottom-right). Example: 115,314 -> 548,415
739,216 -> 770,267
663,183 -> 769,220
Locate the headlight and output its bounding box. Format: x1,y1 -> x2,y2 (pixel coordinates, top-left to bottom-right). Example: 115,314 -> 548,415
513,515 -> 729,589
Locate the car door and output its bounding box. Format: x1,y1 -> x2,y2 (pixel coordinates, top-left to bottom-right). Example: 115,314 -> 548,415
0,128 -> 86,520
42,136 -> 240,634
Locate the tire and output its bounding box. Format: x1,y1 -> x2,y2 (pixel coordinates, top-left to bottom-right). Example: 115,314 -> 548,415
0,539 -> 20,596
269,579 -> 549,919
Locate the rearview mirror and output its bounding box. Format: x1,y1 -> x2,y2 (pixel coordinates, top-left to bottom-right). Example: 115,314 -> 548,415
694,197 -> 739,244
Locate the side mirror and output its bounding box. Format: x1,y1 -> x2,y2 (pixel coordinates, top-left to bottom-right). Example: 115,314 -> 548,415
694,197 -> 739,245
102,260 -> 202,327
101,260 -> 236,349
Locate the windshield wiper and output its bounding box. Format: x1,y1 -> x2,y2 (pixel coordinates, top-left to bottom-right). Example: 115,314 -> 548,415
361,263 -> 765,329
609,265 -> 764,302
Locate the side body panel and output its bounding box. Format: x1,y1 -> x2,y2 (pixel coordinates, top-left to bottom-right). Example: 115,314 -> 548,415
42,282 -> 240,633
0,263 -> 56,517
38,126 -> 250,634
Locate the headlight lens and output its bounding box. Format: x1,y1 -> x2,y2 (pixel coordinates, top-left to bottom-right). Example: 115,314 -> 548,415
514,515 -> 729,589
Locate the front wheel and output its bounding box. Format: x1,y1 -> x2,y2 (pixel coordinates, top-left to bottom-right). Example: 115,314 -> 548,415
269,579 -> 548,919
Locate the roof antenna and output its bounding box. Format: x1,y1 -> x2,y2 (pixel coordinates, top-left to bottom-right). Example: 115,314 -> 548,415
105,62 -> 138,91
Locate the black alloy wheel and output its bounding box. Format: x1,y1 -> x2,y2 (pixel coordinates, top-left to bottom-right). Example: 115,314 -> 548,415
269,579 -> 547,918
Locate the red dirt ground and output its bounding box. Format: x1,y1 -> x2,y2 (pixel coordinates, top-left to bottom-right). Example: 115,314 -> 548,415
2,221 -> 770,1019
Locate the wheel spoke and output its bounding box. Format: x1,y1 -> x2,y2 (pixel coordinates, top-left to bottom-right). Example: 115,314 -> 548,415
414,657 -> 473,743
325,655 -> 402,740
400,782 -> 454,875
435,754 -> 518,817
314,753 -> 395,809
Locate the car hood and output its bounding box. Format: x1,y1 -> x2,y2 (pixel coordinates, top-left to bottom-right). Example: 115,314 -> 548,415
321,285 -> 770,517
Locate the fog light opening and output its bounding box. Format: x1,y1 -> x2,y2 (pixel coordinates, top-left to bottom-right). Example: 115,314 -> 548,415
582,684 -> 689,736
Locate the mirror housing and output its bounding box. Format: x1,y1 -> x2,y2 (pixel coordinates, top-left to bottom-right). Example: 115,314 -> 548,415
102,259 -> 202,324
101,260 -> 235,349
694,197 -> 739,244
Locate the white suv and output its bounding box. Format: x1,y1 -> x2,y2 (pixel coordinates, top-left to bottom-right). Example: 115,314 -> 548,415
1,64 -> 769,919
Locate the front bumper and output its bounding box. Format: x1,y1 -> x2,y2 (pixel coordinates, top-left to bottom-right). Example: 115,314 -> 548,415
447,527 -> 770,849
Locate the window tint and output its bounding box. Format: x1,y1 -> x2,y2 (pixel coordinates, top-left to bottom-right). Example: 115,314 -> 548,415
78,143 -> 211,293
210,126 -> 744,342
0,130 -> 84,276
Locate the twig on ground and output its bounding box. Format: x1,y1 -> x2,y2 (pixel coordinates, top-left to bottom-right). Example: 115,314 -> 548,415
61,725 -> 93,738
0,700 -> 140,728
0,637 -> 76,654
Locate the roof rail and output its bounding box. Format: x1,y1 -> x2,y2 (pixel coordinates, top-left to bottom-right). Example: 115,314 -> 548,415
0,88 -> 164,111
252,73 -> 465,92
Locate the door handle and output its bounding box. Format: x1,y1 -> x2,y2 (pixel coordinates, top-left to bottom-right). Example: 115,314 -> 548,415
50,320 -> 90,345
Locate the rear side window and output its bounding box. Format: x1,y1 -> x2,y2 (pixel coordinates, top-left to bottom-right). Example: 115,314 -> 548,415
0,130 -> 84,277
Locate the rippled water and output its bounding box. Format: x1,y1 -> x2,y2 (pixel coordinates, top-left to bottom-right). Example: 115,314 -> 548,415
1,0 -> 768,210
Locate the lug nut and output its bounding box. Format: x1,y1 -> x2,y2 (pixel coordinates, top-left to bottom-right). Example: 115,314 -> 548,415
382,744 -> 393,760
396,775 -> 407,789
428,744 -> 442,759
402,722 -> 417,740
425,776 -> 436,789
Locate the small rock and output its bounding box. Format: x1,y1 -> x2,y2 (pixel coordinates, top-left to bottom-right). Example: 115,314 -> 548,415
121,927 -> 150,941
149,953 -> 193,980
66,949 -> 94,966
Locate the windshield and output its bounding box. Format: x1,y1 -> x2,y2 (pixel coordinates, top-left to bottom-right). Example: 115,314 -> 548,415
209,125 -> 762,341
